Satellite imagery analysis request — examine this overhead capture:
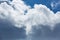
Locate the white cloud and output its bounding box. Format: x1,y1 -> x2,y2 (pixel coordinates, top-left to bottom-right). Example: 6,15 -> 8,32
0,0 -> 60,38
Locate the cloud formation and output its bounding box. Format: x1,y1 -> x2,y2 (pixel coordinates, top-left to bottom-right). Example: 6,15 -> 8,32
0,0 -> 60,40
51,1 -> 60,10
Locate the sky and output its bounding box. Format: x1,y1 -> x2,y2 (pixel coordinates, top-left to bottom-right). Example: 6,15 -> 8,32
0,0 -> 60,40
23,0 -> 60,13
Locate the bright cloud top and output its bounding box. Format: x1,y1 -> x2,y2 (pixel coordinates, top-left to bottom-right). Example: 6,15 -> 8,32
0,0 -> 60,35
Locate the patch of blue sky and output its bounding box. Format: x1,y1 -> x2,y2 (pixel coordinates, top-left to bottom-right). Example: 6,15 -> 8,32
23,0 -> 60,13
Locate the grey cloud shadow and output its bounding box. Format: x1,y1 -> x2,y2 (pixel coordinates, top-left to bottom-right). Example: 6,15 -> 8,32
0,20 -> 26,40
30,23 -> 60,40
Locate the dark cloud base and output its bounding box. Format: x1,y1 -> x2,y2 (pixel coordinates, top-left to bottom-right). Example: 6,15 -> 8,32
0,20 -> 26,40
32,24 -> 60,37
0,20 -> 60,40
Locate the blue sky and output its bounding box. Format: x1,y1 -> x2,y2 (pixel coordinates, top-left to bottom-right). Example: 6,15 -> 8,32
23,0 -> 60,13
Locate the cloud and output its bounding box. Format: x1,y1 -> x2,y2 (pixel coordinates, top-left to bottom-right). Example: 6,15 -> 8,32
26,4 -> 60,34
0,20 -> 26,40
0,0 -> 60,40
51,1 -> 60,10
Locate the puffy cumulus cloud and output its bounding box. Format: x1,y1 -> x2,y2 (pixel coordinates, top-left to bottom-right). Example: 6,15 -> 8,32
26,4 -> 60,33
0,0 -> 60,40
0,0 -> 30,27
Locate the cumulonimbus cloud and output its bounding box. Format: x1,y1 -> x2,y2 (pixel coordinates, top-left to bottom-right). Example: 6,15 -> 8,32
0,0 -> 60,36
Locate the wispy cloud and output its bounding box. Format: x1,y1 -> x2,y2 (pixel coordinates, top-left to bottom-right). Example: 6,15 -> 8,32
51,1 -> 60,10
